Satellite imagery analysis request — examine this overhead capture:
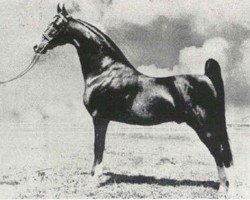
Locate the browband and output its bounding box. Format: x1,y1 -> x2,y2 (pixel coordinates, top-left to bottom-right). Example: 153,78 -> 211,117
57,13 -> 69,23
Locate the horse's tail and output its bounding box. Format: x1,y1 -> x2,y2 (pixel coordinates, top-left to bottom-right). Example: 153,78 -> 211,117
205,58 -> 224,107
204,58 -> 233,167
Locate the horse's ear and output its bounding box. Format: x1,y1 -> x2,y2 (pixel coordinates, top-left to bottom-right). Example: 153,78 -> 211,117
61,4 -> 69,16
57,3 -> 61,13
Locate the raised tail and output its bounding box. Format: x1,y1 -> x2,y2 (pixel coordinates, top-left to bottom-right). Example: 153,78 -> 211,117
205,58 -> 233,167
205,58 -> 225,109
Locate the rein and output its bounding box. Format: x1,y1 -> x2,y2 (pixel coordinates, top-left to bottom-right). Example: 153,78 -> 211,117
0,53 -> 41,84
0,14 -> 68,85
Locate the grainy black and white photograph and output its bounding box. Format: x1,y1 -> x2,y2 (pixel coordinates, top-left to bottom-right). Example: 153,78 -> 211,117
0,0 -> 249,198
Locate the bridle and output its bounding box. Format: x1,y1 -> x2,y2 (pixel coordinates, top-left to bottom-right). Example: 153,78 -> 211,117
42,13 -> 69,42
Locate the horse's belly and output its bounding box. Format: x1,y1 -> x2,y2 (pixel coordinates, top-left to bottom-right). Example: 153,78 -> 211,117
125,93 -> 176,125
84,85 -> 177,125
85,98 -> 176,125
106,110 -> 174,125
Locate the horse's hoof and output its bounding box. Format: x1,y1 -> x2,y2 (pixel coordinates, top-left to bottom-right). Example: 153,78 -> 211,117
85,176 -> 100,189
218,185 -> 237,198
227,185 -> 237,198
92,163 -> 103,177
218,185 -> 228,196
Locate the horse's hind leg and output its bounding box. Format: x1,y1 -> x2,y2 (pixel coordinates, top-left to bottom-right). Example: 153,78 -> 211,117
206,130 -> 235,195
187,117 -> 232,193
209,114 -> 235,194
199,131 -> 231,192
217,129 -> 235,195
200,133 -> 229,191
91,118 -> 109,179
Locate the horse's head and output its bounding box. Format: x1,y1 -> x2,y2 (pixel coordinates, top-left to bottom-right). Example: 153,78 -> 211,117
33,4 -> 70,54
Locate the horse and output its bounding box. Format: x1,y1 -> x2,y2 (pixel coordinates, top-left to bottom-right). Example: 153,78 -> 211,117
33,4 -> 234,193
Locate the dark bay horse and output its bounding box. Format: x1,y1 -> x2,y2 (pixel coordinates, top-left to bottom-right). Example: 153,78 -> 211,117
34,5 -> 234,193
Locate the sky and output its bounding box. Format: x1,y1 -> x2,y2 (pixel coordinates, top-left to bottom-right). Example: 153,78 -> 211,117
0,0 -> 249,124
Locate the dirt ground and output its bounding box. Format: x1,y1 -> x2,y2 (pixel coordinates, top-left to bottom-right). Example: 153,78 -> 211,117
0,122 -> 249,198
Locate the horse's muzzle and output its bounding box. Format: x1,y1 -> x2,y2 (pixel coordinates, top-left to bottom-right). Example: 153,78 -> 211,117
33,44 -> 39,52
33,43 -> 47,54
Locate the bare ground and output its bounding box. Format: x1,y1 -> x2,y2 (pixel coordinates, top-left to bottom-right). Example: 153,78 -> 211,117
0,122 -> 249,198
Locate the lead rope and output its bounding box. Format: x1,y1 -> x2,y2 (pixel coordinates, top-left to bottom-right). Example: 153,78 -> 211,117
0,53 -> 41,84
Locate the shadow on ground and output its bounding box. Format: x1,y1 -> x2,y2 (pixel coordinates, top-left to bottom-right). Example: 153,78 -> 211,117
0,181 -> 19,186
101,172 -> 219,190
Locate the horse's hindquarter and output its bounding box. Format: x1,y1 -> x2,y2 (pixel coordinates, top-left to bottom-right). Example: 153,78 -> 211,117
173,75 -> 218,121
131,74 -> 217,119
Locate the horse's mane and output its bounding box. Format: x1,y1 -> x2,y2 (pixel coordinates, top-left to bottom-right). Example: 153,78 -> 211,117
74,18 -> 132,66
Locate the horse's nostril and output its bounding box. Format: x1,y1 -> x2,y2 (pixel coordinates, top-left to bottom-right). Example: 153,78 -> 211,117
33,45 -> 38,50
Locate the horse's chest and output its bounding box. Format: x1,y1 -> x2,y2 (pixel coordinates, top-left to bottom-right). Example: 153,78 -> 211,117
83,69 -> 138,119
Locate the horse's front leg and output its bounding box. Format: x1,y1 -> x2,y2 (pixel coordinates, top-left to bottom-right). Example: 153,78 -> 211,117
91,117 -> 109,179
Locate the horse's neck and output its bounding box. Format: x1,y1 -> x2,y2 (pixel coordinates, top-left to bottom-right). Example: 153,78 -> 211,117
68,19 -> 136,79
